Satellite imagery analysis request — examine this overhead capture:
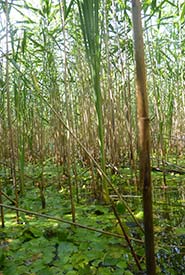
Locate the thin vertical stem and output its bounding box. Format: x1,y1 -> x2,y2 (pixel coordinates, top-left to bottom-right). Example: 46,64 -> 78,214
0,180 -> 5,228
5,0 -> 19,223
59,0 -> 75,222
132,1 -> 156,274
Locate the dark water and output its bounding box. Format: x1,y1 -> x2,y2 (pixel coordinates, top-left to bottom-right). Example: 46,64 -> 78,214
153,179 -> 185,275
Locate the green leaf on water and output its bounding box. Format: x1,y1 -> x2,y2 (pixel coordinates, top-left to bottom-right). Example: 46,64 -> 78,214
66,271 -> 78,275
116,260 -> 127,269
116,201 -> 126,214
134,211 -> 143,220
3,264 -> 18,275
58,241 -> 78,255
174,227 -> 185,236
97,267 -> 112,275
37,268 -> 53,275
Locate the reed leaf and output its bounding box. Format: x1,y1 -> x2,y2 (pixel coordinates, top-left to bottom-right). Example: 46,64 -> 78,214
77,0 -> 109,202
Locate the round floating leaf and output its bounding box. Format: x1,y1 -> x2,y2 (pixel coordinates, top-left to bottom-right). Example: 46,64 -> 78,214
116,260 -> 127,269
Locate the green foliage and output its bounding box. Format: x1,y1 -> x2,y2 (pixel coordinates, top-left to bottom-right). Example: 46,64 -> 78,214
0,248 -> 5,269
134,211 -> 144,221
0,165 -> 184,274
180,1 -> 185,23
77,0 -> 109,202
0,0 -> 184,274
116,201 -> 126,214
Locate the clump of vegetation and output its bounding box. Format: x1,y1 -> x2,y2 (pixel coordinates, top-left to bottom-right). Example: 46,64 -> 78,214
0,163 -> 184,274
0,0 -> 184,274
